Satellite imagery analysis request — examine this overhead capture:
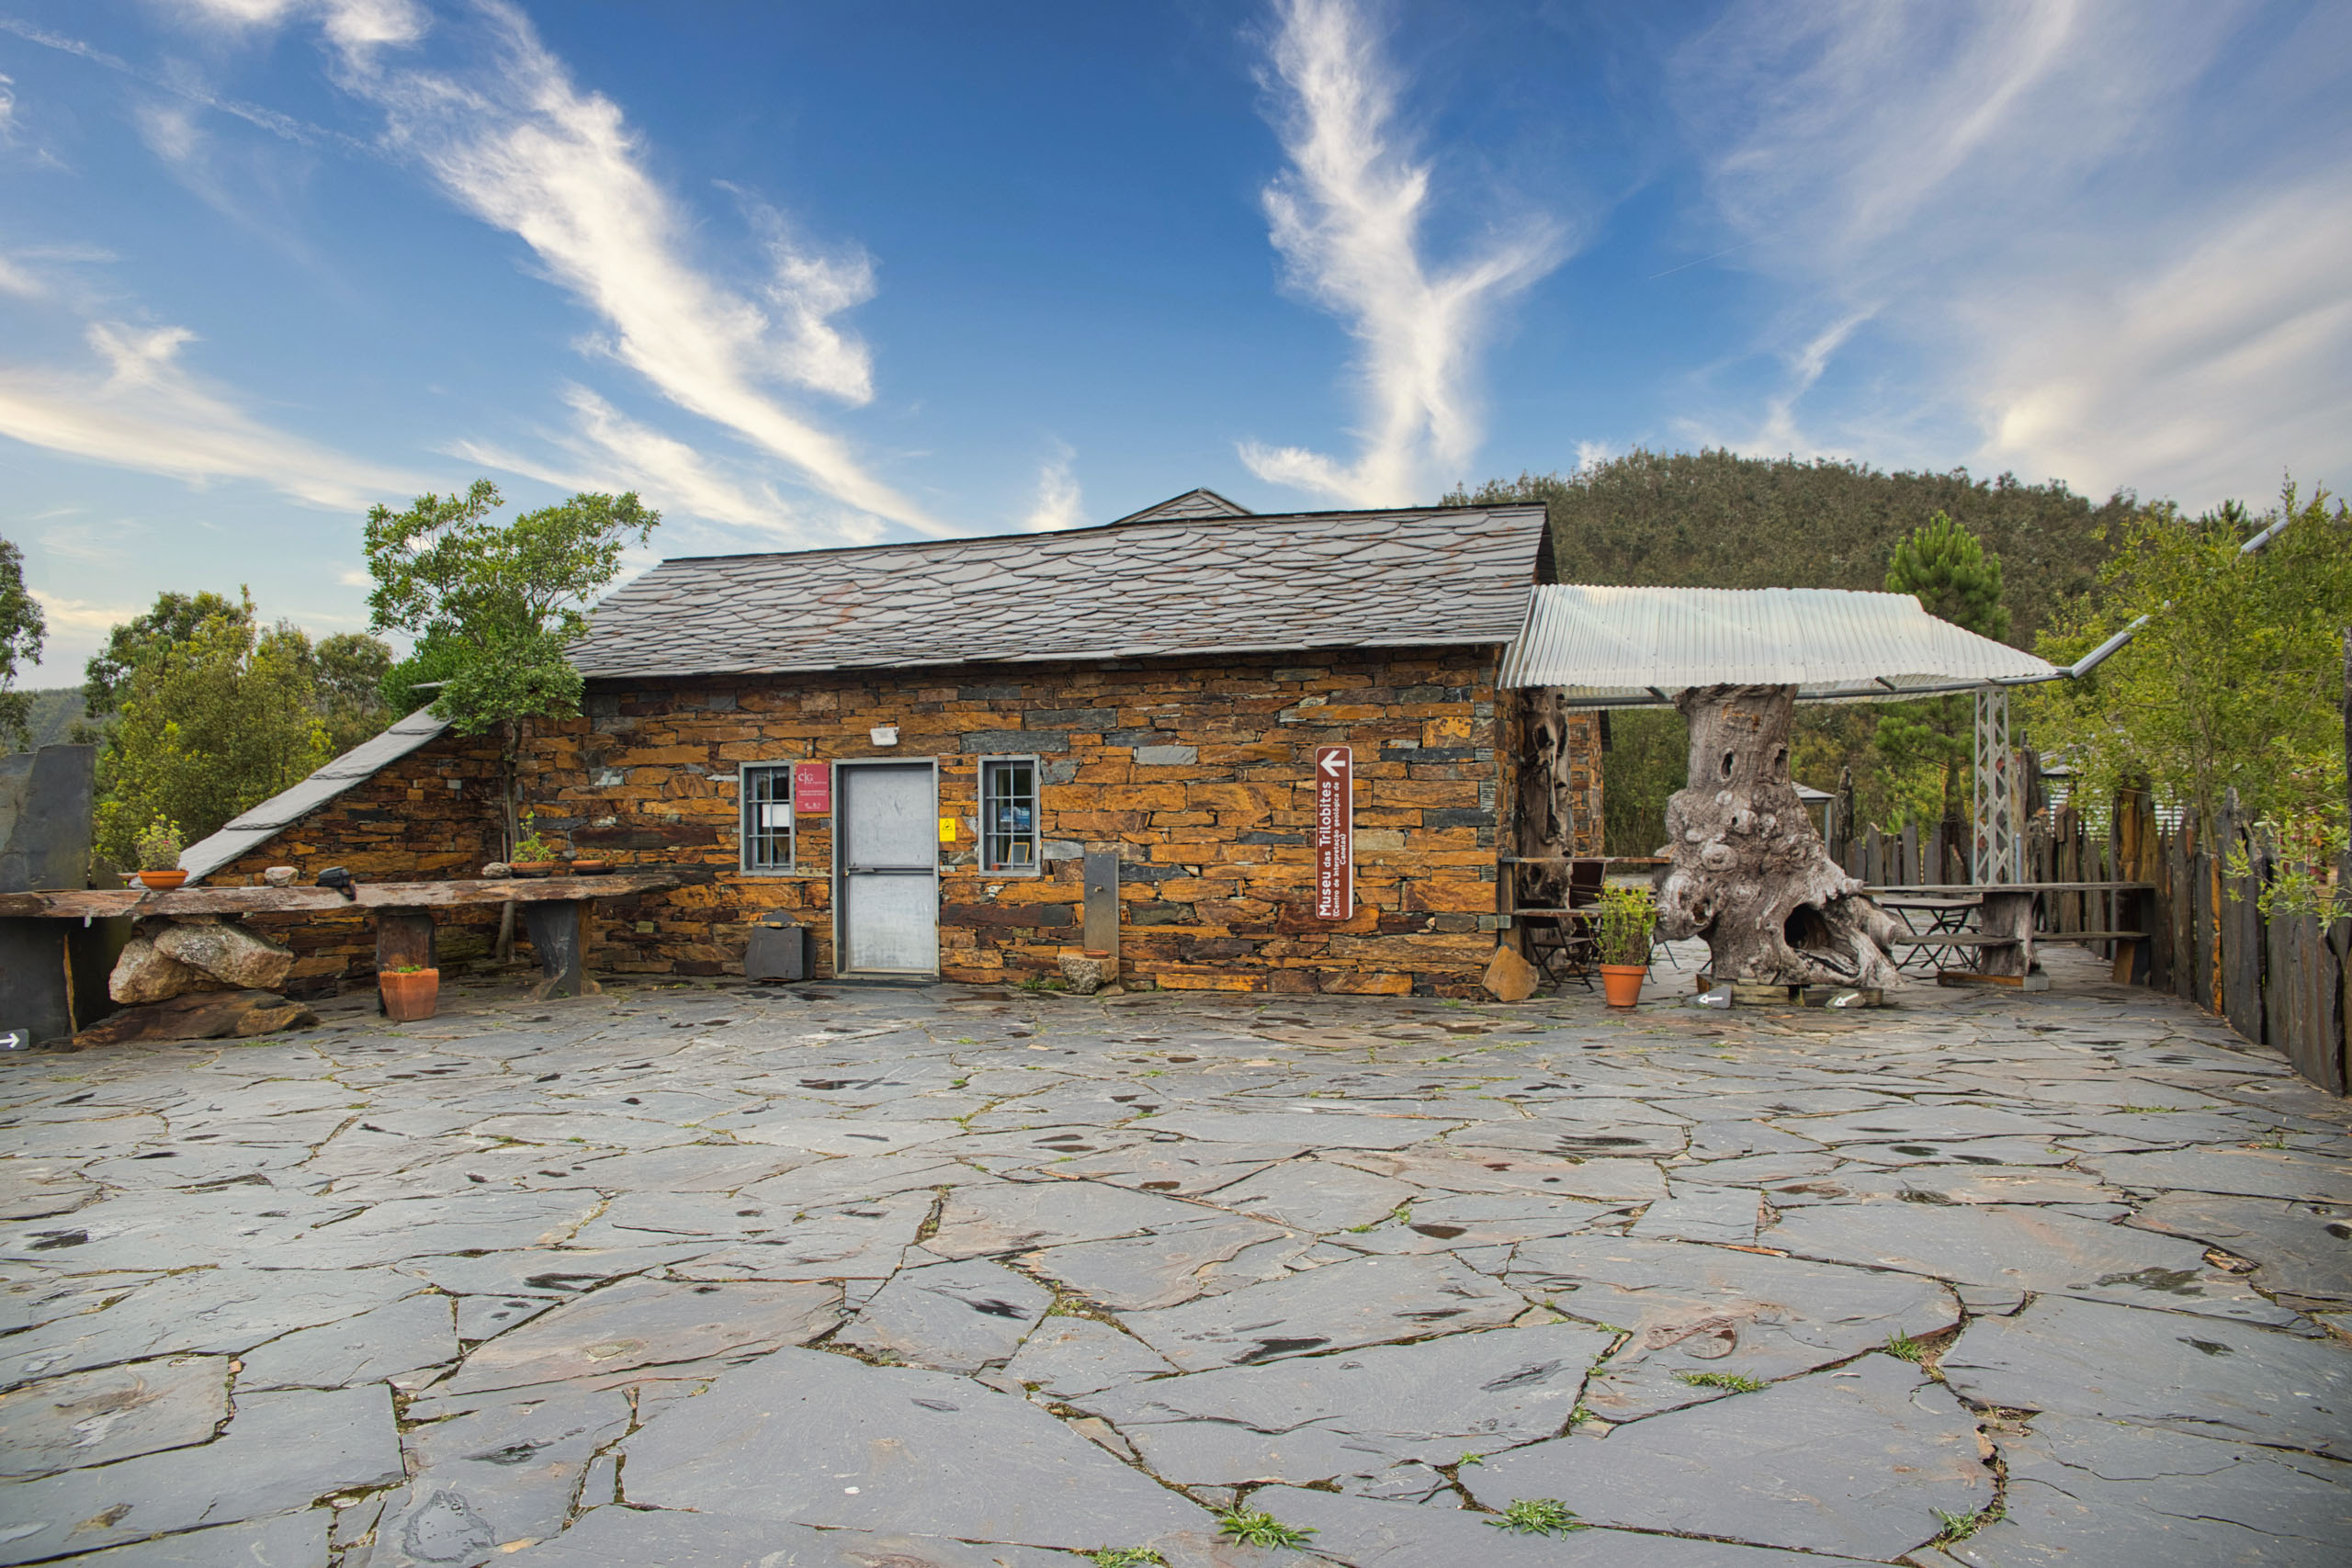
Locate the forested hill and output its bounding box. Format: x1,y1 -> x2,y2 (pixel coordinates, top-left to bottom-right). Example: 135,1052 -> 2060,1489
19,689 -> 87,750
1446,449 -> 2141,645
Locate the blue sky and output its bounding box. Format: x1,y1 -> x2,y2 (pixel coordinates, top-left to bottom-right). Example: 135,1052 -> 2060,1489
3,1 -> 2347,679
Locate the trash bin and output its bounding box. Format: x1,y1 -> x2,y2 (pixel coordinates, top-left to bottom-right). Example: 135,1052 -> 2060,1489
745,915 -> 808,982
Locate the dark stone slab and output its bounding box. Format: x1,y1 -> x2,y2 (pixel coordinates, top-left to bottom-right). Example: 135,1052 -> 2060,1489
240,1292 -> 456,1390
47,1509 -> 327,1567
1001,1314 -> 1176,1398
1333,1147 -> 1667,1201
498,1506 -> 1078,1566
1950,1414 -> 2352,1568
1140,1110 -> 1458,1148
2,1269 -> 419,1387
836,1257 -> 1051,1372
1197,1159 -> 1419,1234
1768,1201 -> 2299,1325
1464,1357 -> 1988,1561
373,1386 -> 631,1566
1024,1218 -> 1295,1310
1123,1254 -> 1524,1371
1342,1192 -> 1623,1255
0,1385 -> 400,1564
1940,1294 -> 2352,1457
446,1280 -> 839,1393
2130,1193 -> 2352,1307
1505,1234 -> 1955,1421
1083,1322 -> 1609,1485
0,1356 -> 226,1477
2086,1146 -> 2352,1202
1249,1483 -> 1841,1566
620,1348 -> 1208,1548
925,1179 -> 1211,1258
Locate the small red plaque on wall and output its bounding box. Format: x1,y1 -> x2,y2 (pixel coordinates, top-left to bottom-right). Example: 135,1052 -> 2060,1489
793,762 -> 831,816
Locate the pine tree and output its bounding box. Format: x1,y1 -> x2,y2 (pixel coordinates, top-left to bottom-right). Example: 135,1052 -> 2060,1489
1874,513 -> 2007,829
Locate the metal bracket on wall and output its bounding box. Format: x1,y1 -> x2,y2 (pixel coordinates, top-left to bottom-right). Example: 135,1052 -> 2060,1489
1082,849 -> 1120,960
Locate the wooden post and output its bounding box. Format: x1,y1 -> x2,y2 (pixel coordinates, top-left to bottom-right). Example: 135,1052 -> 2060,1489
521,900 -> 600,1000
374,910 -> 435,976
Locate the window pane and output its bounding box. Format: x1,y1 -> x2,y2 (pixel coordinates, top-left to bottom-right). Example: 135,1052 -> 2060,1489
742,765 -> 794,871
982,759 -> 1036,871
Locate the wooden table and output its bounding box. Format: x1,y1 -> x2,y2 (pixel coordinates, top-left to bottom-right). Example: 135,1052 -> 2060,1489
0,873 -> 682,1002
1868,883 -> 2155,989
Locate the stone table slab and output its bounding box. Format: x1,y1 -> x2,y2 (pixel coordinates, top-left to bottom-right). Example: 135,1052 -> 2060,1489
1464,1356 -> 1988,1561
0,1384 -> 400,1565
1940,1294 -> 2352,1457
1122,1253 -> 1525,1371
619,1348 -> 1210,1549
0,1355 -> 227,1478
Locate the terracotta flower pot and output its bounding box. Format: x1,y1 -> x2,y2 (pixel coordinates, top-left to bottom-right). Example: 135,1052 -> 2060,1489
1599,963 -> 1648,1008
136,869 -> 188,891
380,967 -> 440,1022
509,862 -> 559,878
568,860 -> 611,875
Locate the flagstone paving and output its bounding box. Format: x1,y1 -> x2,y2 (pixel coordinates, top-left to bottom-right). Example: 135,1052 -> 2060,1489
1,948 -> 2347,1566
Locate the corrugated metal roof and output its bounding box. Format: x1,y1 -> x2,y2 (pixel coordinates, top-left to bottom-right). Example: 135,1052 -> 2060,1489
182,707 -> 451,882
574,503 -> 1547,680
1498,584 -> 2055,704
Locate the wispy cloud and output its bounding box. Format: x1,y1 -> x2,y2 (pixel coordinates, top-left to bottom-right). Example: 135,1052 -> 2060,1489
322,2 -> 944,534
1021,443 -> 1085,532
0,321 -> 424,510
1238,0 -> 1566,507
451,385 -> 802,539
1670,0 -> 2352,505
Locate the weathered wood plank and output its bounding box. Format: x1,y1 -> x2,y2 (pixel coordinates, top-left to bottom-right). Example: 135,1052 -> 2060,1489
0,872 -> 681,919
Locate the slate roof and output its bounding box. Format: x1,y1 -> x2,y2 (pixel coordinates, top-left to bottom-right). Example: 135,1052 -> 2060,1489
573,502 -> 1549,680
1110,488 -> 1254,524
182,707 -> 450,882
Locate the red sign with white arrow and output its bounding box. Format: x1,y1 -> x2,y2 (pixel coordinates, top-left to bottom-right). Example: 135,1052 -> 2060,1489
1314,746 -> 1353,919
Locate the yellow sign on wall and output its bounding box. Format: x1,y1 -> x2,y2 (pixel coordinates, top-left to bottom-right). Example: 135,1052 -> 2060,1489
938,818 -> 957,843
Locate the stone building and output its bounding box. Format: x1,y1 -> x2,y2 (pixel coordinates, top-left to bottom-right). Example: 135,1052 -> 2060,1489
185,491 -> 1604,998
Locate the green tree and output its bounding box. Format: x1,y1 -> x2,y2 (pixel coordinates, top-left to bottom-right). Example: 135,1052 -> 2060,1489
1873,513 -> 2009,827
2024,480 -> 2352,840
311,632 -> 396,754
0,536 -> 47,752
82,590 -> 246,718
91,592 -> 334,866
1450,449 -> 2127,847
364,479 -> 658,856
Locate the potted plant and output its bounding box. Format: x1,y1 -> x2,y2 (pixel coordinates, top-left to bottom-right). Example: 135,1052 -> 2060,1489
134,818 -> 187,891
1593,884 -> 1657,1008
509,811 -> 561,877
379,963 -> 440,1021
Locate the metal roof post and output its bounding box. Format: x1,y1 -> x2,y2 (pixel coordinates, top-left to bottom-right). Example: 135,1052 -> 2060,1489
1971,686 -> 2020,886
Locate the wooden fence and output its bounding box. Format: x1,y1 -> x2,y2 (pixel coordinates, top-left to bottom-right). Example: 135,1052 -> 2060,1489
2108,788 -> 2349,1098
1830,792 -> 2348,1096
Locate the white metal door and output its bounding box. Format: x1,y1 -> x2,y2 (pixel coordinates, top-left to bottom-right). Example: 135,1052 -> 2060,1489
834,761 -> 938,976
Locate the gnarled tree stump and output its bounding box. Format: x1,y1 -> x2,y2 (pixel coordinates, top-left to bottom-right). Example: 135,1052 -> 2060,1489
1656,683 -> 1904,987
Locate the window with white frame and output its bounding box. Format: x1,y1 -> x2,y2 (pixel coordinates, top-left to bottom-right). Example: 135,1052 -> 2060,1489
979,756 -> 1038,873
741,763 -> 796,873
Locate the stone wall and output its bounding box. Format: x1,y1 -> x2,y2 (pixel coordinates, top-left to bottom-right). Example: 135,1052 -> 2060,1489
215,646 -> 1588,998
